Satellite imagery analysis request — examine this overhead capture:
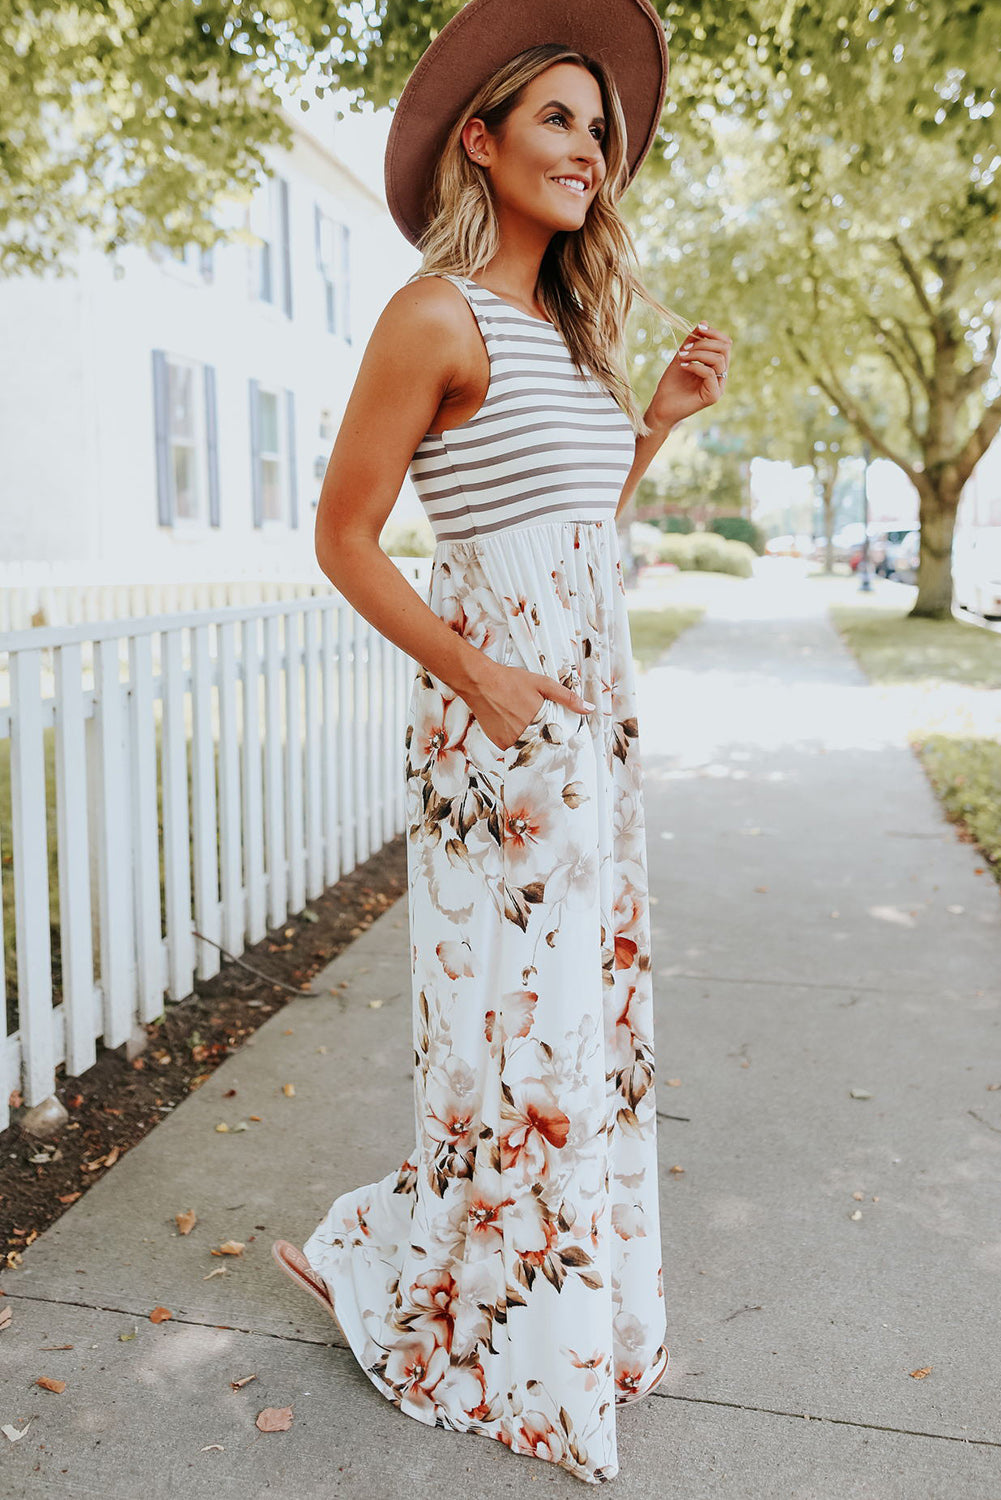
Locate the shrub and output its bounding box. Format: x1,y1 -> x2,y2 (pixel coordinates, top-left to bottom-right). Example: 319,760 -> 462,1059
710,515 -> 766,555
646,531 -> 754,577
380,517 -> 436,557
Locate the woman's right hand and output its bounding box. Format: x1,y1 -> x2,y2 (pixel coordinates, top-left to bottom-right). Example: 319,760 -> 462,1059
466,661 -> 595,753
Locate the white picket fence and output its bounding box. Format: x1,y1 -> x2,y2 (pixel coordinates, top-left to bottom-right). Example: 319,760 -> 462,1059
0,563 -> 431,1128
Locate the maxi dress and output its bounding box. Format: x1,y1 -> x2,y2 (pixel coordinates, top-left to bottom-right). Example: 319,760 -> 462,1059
303,274 -> 669,1485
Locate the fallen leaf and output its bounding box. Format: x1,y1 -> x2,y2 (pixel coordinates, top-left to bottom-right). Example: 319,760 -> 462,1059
232,1122 -> 250,1133
223,1088 -> 237,1098
852,1192 -> 865,1201
668,1164 -> 685,1175
203,1266 -> 228,1280
176,1209 -> 197,1236
850,1210 -> 862,1220
5,1252 -> 23,1270
231,1373 -> 257,1389
211,1240 -> 245,1257
38,1345 -> 73,1351
35,1377 -> 66,1393
149,1306 -> 172,1323
910,1366 -> 932,1379
0,1306 -> 12,1331
282,1084 -> 295,1098
57,1192 -> 81,1205
119,1328 -> 137,1341
256,1406 -> 293,1432
249,1115 -> 263,1122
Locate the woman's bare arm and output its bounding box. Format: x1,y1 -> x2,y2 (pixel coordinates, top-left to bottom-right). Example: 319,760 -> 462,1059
313,277 -> 497,703
313,278 -> 593,746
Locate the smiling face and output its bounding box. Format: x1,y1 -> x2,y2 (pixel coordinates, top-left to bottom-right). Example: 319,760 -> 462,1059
463,61 -> 608,237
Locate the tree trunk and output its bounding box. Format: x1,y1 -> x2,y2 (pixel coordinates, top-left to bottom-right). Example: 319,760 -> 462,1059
821,470 -> 837,574
910,482 -> 961,619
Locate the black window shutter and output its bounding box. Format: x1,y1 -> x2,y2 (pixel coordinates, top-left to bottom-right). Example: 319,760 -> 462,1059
285,388 -> 298,529
152,348 -> 174,526
279,177 -> 293,319
204,364 -> 220,528
249,378 -> 263,528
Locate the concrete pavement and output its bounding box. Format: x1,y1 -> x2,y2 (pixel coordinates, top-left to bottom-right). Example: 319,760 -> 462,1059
3,564 -> 1000,1499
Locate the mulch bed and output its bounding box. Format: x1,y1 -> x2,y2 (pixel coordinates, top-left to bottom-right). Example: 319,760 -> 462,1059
1,837 -> 408,1266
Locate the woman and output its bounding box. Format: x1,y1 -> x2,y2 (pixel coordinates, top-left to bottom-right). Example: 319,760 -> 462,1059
274,0 -> 732,1483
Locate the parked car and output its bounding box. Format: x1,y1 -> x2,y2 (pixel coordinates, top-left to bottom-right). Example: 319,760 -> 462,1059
848,530 -> 889,573
953,529 -> 1001,619
883,529 -> 920,584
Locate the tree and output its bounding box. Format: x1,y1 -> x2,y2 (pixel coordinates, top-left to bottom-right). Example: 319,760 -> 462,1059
0,0 -> 341,274
626,2 -> 1000,619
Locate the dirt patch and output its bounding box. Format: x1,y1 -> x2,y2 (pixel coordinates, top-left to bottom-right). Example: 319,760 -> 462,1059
1,837 -> 408,1265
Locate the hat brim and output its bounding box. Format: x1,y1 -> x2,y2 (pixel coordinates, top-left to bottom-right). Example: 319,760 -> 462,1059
384,0 -> 669,247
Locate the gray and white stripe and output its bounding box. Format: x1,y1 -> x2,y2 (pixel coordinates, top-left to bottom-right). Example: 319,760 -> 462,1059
409,275 -> 636,543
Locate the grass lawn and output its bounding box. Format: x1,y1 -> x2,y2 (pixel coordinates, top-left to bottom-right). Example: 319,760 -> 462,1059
829,601 -> 1001,885
627,604 -> 705,669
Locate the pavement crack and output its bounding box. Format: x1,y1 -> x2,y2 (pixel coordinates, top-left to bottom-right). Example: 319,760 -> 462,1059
648,1387 -> 1001,1448
1,1289 -> 346,1349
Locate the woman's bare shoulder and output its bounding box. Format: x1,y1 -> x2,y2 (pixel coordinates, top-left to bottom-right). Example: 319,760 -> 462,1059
376,274 -> 476,346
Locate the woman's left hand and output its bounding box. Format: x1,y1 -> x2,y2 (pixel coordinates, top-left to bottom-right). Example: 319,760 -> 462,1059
647,322 -> 733,429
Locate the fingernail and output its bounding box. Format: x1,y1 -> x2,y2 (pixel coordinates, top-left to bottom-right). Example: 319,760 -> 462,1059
697,320 -> 708,329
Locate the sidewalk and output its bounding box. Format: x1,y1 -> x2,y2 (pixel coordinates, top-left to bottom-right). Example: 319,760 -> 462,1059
3,566 -> 1000,1499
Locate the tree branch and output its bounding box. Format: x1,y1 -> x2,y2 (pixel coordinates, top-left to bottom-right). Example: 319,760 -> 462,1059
889,234 -> 936,323
866,315 -> 926,442
954,393 -> 1001,490
886,314 -> 933,392
785,325 -> 923,488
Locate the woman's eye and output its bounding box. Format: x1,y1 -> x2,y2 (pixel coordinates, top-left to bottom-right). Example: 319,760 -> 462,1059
545,112 -> 605,145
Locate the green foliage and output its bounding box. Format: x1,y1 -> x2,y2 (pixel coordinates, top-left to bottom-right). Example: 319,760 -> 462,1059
663,515 -> 695,533
709,515 -> 765,554
0,0 -> 340,273
639,529 -> 754,577
380,516 -> 436,556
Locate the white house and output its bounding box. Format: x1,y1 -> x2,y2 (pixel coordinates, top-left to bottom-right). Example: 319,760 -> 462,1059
0,99 -> 421,590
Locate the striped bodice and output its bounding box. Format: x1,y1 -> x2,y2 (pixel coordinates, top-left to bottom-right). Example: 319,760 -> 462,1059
408,274 -> 636,543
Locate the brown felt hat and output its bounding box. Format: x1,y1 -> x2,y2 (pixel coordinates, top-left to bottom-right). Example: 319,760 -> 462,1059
384,0 -> 670,246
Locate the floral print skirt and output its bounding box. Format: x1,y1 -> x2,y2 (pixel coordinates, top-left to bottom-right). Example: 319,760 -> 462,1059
303,517 -> 669,1484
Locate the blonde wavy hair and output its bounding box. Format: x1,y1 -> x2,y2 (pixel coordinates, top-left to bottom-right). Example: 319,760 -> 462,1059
412,43 -> 691,435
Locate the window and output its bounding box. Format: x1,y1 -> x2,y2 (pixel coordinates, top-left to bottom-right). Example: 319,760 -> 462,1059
151,351 -> 221,528
249,380 -> 299,529
250,174 -> 292,317
315,206 -> 351,341
150,240 -> 214,283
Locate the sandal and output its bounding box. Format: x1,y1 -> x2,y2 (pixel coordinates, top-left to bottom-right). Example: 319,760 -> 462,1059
271,1239 -> 344,1338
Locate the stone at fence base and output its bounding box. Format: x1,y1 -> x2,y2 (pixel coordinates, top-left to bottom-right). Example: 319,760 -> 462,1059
125,1022 -> 149,1063
19,1095 -> 69,1139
